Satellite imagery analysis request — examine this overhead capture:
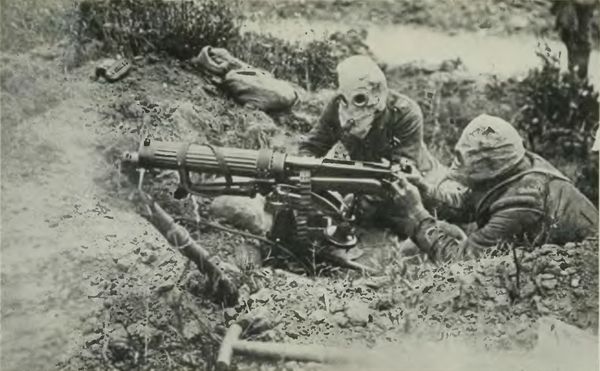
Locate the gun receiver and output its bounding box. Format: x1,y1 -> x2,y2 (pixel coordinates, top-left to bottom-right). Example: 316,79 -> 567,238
122,138 -> 407,254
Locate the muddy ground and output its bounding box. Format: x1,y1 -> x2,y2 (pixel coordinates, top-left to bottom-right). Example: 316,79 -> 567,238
1,5 -> 599,371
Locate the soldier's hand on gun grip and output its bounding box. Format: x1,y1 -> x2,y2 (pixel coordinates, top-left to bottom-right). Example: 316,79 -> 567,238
403,171 -> 428,192
383,176 -> 424,212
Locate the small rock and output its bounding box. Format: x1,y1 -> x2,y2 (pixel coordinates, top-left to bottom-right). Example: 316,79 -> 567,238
564,242 -> 577,250
31,46 -> 60,60
142,253 -> 158,265
373,297 -> 394,311
239,307 -> 279,335
223,308 -> 238,322
344,301 -> 372,327
115,261 -> 129,272
533,296 -> 550,315
540,279 -> 558,290
570,276 -> 580,288
543,261 -> 563,275
329,300 -> 346,314
169,101 -> 206,130
250,288 -> 273,304
332,312 -> 349,328
309,309 -> 328,324
285,331 -> 299,339
292,309 -> 306,321
156,283 -> 174,294
563,267 -> 578,275
210,195 -> 272,234
507,15 -> 529,30
183,321 -> 202,340
520,281 -> 538,298
353,276 -> 389,290
284,361 -> 299,370
538,273 -> 556,281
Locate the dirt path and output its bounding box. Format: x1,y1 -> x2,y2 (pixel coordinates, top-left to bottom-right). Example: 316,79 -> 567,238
242,19 -> 600,87
0,70 -> 166,370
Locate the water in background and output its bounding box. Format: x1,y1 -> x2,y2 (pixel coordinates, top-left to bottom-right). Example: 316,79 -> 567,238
242,19 -> 600,88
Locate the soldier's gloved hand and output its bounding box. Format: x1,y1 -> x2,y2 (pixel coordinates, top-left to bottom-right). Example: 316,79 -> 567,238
355,194 -> 385,222
383,176 -> 425,214
402,169 -> 424,189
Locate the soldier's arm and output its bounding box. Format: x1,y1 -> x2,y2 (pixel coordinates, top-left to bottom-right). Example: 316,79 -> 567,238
388,96 -> 425,166
298,98 -> 340,157
406,195 -> 545,263
421,178 -> 473,223
405,167 -> 473,223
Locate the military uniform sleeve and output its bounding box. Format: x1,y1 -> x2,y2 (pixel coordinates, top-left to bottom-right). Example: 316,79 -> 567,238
422,178 -> 473,223
298,98 -> 340,157
407,194 -> 545,263
388,96 -> 425,165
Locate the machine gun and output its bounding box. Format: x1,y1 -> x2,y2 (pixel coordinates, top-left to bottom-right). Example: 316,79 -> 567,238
122,138 -> 411,268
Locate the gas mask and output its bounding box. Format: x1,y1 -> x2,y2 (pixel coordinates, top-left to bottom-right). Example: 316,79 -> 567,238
336,56 -> 389,140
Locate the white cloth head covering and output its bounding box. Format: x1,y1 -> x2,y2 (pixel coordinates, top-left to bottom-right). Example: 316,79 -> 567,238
337,55 -> 387,100
450,114 -> 526,183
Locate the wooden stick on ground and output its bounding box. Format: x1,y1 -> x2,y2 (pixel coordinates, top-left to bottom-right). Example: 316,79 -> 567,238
216,322 -> 373,370
232,340 -> 361,364
137,191 -> 239,306
216,323 -> 243,371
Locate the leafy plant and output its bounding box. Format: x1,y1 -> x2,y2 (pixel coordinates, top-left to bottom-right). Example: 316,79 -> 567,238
229,29 -> 371,90
0,0 -> 74,52
75,0 -> 241,59
489,47 -> 599,160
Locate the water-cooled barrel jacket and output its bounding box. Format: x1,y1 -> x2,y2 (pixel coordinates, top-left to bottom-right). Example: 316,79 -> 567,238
410,152 -> 599,263
298,92 -> 442,181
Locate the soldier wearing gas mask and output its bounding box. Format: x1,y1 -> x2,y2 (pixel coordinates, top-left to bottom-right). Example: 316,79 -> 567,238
299,55 -> 440,178
386,114 -> 598,263
299,55 -> 462,228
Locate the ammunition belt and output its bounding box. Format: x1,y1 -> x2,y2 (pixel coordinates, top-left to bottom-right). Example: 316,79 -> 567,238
294,170 -> 312,244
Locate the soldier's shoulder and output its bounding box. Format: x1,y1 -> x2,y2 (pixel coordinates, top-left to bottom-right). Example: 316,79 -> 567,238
507,172 -> 548,197
319,93 -> 341,122
480,172 -> 547,214
388,91 -> 422,115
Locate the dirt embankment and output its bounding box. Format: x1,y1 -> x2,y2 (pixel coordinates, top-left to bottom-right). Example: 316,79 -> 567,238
0,53 -> 166,370
0,50 -> 306,370
1,43 -> 598,371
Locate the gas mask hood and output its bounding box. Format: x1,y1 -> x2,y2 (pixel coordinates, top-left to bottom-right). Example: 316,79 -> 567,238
336,56 -> 388,139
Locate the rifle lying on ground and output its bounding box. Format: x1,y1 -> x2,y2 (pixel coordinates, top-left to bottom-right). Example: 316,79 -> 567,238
122,138 -> 410,270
